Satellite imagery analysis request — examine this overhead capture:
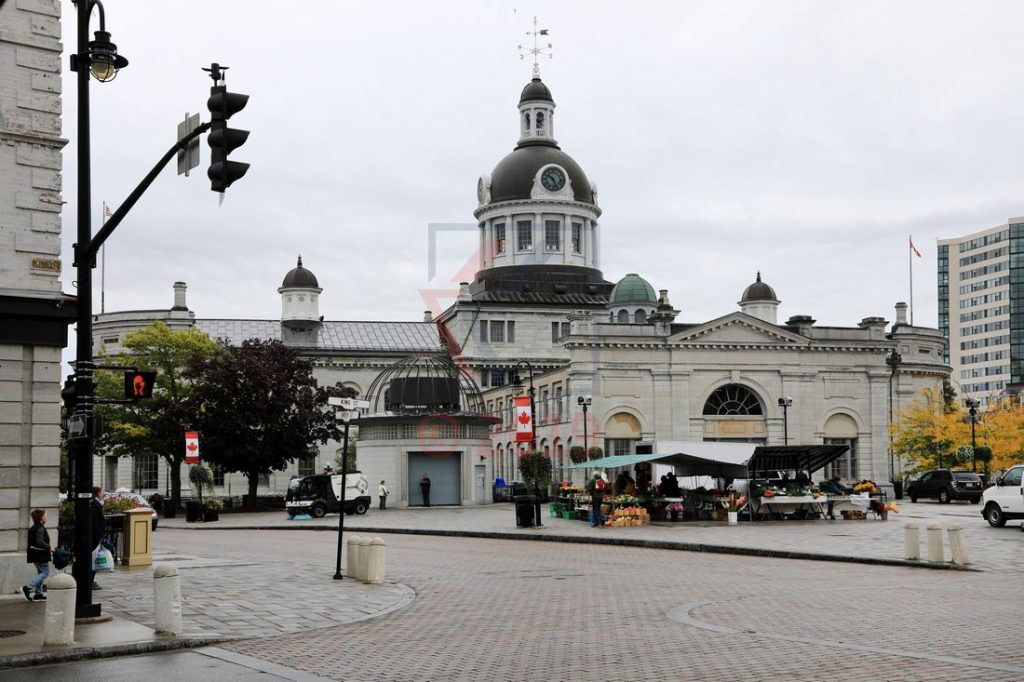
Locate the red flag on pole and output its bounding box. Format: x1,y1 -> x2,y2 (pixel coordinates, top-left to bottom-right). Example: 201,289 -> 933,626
909,237 -> 922,258
514,396 -> 532,443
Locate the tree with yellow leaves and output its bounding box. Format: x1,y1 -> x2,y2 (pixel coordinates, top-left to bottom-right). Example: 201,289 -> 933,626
893,388 -> 1024,475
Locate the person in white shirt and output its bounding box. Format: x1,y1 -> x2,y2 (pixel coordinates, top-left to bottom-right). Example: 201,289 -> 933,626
378,480 -> 390,511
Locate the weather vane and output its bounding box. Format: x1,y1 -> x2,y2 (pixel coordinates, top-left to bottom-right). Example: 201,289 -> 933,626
518,16 -> 552,78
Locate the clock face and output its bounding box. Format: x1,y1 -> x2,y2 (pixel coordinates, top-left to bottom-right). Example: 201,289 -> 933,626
541,166 -> 566,192
477,177 -> 485,203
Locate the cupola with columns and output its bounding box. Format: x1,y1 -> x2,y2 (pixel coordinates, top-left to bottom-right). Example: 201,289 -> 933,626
738,271 -> 780,324
279,256 -> 323,330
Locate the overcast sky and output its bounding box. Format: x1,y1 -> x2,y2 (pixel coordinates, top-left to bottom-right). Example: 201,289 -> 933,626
59,0 -> 1024,359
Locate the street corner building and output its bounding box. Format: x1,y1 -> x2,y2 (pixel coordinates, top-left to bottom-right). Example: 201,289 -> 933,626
92,71 -> 951,505
0,0 -> 77,594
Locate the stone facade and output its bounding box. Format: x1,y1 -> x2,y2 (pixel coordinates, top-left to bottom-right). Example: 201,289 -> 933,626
0,0 -> 71,594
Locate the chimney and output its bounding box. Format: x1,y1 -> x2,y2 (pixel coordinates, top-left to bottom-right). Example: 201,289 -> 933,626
457,282 -> 471,302
172,282 -> 188,310
658,289 -> 670,306
895,302 -> 908,325
423,310 -> 433,323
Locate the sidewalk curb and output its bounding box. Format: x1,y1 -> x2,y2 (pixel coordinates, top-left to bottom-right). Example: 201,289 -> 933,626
0,635 -> 228,671
168,524 -> 980,572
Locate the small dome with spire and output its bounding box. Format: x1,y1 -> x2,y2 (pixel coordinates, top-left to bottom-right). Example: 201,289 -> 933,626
740,272 -> 778,303
281,256 -> 319,289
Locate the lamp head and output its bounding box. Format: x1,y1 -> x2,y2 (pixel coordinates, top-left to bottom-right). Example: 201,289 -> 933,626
88,30 -> 129,82
778,396 -> 792,407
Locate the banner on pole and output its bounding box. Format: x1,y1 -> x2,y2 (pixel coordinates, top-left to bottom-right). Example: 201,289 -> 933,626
184,430 -> 200,464
514,396 -> 532,443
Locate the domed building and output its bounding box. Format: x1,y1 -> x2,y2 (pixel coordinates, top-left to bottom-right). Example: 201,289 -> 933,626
608,274 -> 659,324
91,67 -> 950,504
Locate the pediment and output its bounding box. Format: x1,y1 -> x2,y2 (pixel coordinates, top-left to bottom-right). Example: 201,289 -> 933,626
670,313 -> 806,345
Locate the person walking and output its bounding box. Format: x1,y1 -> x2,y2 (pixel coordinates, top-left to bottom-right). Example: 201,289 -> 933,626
378,480 -> 390,510
420,474 -> 431,507
91,486 -> 106,590
21,509 -> 52,602
588,474 -> 607,527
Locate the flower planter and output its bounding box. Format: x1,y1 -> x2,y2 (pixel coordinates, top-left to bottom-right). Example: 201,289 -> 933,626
203,508 -> 219,522
727,511 -> 738,525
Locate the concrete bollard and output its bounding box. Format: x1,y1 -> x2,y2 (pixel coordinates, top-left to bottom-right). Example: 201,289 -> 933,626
947,524 -> 972,565
904,522 -> 920,560
42,573 -> 76,647
926,522 -> 945,563
347,536 -> 363,579
365,537 -> 386,584
356,537 -> 372,581
153,564 -> 182,636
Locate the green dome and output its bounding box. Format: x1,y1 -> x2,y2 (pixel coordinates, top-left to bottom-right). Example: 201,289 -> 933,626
610,274 -> 657,304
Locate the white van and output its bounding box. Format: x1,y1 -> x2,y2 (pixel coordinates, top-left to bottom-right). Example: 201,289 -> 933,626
980,465 -> 1024,528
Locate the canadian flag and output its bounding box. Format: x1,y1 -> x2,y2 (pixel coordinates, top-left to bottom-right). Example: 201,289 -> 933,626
514,396 -> 533,443
184,430 -> 200,464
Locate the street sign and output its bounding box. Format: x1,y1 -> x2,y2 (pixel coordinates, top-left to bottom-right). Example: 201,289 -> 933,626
328,397 -> 370,410
335,411 -> 360,422
68,414 -> 88,440
176,112 -> 201,176
184,430 -> 200,464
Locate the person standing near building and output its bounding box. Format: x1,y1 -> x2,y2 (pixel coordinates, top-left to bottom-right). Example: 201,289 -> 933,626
420,474 -> 431,507
21,509 -> 51,602
91,487 -> 106,590
379,480 -> 390,510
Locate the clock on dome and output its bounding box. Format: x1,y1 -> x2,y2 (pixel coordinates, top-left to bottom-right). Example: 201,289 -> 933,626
540,166 -> 566,192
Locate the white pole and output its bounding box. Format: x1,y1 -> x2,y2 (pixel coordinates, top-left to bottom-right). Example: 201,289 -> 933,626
908,235 -> 914,326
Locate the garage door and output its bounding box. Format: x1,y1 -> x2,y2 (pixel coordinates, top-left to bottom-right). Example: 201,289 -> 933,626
408,452 -> 461,506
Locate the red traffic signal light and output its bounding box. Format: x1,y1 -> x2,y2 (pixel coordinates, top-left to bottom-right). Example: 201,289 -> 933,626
124,371 -> 156,400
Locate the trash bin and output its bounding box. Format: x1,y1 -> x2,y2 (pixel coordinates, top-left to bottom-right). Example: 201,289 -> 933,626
185,501 -> 202,523
162,499 -> 177,519
123,508 -> 153,566
515,495 -> 535,527
893,480 -> 903,500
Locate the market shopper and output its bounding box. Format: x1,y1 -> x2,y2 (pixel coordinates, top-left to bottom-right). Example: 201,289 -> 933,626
90,486 -> 106,590
379,480 -> 390,510
588,475 -> 607,527
22,509 -> 51,602
824,474 -> 853,520
420,474 -> 431,507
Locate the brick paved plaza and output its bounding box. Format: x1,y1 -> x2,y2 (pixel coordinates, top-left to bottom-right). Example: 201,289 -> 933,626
80,510 -> 1024,681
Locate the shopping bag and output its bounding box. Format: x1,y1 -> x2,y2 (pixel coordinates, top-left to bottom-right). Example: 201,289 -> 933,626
53,548 -> 73,571
92,546 -> 114,572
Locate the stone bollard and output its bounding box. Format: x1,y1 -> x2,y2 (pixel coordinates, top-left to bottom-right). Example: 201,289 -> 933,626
356,537 -> 372,581
43,573 -> 76,647
947,524 -> 972,565
153,564 -> 182,636
365,537 -> 386,584
347,536 -> 363,579
926,522 -> 944,563
904,522 -> 920,560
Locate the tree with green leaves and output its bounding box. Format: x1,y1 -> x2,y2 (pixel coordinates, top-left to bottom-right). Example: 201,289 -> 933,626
190,339 -> 340,507
93,321 -> 221,508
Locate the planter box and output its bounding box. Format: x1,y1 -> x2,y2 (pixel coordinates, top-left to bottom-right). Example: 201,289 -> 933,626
203,508 -> 219,522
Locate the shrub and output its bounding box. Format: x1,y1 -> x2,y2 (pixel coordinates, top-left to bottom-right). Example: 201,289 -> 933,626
569,446 -> 588,464
518,450 -> 553,492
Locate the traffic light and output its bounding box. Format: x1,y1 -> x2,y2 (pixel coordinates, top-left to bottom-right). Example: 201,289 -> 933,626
61,375 -> 77,412
207,84 -> 249,192
124,371 -> 156,400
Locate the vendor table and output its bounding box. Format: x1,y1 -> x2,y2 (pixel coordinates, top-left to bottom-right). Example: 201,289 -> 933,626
752,493 -> 888,520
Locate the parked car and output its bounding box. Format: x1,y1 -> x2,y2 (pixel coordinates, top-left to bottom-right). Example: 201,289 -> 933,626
285,472 -> 371,518
906,469 -> 983,504
981,465 -> 1024,528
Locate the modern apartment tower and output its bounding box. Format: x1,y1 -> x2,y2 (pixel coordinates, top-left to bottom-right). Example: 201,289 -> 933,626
938,218 -> 1024,403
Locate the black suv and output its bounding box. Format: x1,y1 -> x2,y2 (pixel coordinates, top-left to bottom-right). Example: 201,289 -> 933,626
906,469 -> 983,504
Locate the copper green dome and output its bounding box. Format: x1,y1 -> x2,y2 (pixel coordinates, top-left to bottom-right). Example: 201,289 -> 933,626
610,274 -> 657,304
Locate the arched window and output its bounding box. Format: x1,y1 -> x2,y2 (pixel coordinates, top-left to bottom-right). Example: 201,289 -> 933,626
523,112 -> 530,133
634,310 -> 646,324
703,384 -> 764,416
536,111 -> 545,133
617,310 -> 629,323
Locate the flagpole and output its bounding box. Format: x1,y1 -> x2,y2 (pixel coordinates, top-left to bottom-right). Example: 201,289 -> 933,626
100,203 -> 106,314
909,234 -> 914,326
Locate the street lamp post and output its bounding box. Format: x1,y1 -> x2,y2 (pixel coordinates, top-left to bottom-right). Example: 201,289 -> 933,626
886,350 -> 902,485
965,398 -> 981,472
777,396 -> 792,446
515,361 -> 541,526
577,395 -> 591,453
70,0 -> 129,620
